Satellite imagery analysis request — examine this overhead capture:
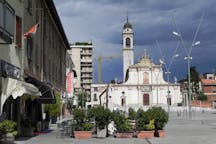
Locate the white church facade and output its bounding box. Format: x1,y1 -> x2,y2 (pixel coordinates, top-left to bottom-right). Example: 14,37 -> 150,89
87,18 -> 183,111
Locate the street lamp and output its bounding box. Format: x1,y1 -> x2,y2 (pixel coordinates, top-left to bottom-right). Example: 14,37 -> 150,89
173,31 -> 200,119
160,54 -> 179,114
157,40 -> 179,114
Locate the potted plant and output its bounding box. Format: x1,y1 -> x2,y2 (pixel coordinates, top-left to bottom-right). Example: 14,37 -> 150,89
136,109 -> 155,138
128,107 -> 136,130
146,107 -> 168,137
88,106 -> 111,138
0,120 -> 17,143
72,108 -> 94,139
112,112 -> 133,138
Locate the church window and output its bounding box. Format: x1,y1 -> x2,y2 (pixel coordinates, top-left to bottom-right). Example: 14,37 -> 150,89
167,97 -> 171,105
143,93 -> 149,106
93,94 -> 97,101
121,98 -> 125,106
126,38 -> 130,47
143,72 -> 149,84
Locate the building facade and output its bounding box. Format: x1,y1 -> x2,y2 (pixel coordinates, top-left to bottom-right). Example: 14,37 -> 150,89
69,42 -> 93,98
0,0 -> 69,135
200,73 -> 216,108
87,18 -> 182,111
88,54 -> 182,111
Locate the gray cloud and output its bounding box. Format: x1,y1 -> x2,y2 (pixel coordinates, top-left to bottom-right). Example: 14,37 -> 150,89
54,0 -> 216,82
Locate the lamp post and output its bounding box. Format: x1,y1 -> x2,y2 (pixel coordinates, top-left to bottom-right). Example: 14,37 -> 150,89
173,31 -> 200,119
160,53 -> 179,114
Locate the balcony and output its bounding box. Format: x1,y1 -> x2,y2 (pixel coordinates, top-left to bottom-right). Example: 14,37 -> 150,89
81,68 -> 93,73
81,59 -> 92,63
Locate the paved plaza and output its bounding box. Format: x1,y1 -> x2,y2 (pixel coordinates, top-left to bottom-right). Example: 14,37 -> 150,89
14,110 -> 216,144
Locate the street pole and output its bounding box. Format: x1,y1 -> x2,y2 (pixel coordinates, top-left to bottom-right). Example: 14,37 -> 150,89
166,71 -> 171,114
186,56 -> 192,119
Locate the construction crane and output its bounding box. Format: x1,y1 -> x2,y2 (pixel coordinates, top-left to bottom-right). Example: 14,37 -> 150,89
96,55 -> 121,84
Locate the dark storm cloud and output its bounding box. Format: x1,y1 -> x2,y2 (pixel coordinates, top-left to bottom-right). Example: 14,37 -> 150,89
53,0 -> 216,82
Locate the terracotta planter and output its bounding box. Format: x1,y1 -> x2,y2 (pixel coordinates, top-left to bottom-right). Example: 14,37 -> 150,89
155,129 -> 165,137
115,132 -> 133,138
74,131 -> 92,139
137,131 -> 154,138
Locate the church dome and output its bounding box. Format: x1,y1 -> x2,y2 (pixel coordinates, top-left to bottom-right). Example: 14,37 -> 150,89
123,18 -> 132,29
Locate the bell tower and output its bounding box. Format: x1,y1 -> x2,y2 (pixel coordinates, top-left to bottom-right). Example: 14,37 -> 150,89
122,16 -> 134,81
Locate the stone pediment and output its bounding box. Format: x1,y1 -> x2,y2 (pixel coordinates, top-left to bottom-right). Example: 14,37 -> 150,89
130,55 -> 156,68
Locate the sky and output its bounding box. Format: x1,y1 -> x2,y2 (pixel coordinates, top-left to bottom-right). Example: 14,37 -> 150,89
53,0 -> 216,83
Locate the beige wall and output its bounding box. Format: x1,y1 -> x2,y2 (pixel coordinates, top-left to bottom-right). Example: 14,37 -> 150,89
69,48 -> 81,89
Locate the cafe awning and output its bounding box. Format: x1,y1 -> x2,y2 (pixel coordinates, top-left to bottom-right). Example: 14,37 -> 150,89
25,77 -> 56,104
0,78 -> 41,114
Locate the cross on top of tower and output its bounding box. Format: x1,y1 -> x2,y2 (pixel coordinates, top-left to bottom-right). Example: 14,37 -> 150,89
123,12 -> 132,29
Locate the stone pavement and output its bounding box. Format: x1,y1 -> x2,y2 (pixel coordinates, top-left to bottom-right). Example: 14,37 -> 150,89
14,111 -> 216,144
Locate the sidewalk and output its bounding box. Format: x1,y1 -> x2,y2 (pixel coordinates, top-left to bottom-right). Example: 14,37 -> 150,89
14,124 -> 150,144
14,112 -> 216,144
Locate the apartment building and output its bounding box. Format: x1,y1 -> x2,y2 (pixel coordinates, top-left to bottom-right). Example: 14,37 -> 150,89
200,73 -> 216,108
69,42 -> 93,98
0,0 -> 70,135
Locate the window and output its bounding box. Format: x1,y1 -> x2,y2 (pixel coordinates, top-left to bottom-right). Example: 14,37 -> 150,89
16,16 -> 22,48
0,1 -> 15,43
143,93 -> 149,106
5,4 -> 14,35
167,98 -> 171,106
143,72 -> 149,84
121,98 -> 125,107
126,37 -> 130,47
27,37 -> 33,60
27,0 -> 32,14
94,87 -> 98,92
93,94 -> 97,101
35,44 -> 40,67
35,9 -> 39,23
0,2 -> 3,27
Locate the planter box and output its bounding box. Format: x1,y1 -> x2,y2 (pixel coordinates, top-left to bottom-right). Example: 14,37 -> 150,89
97,128 -> 106,138
137,131 -> 154,139
74,131 -> 92,139
0,133 -> 15,144
115,132 -> 133,138
155,130 -> 165,137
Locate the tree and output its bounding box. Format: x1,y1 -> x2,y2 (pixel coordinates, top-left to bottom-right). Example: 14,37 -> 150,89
44,92 -> 61,118
197,92 -> 208,101
77,89 -> 87,108
189,66 -> 200,94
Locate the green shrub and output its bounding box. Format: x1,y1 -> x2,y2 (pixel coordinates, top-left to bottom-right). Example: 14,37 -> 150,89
197,93 -> 208,101
146,107 -> 168,130
88,106 -> 111,130
0,120 -> 17,136
72,108 -> 93,131
135,109 -> 149,131
82,122 -> 94,131
112,112 -> 132,132
128,107 -> 136,120
144,119 -> 155,131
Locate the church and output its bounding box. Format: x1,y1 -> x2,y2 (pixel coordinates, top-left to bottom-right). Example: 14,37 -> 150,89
87,18 -> 182,111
